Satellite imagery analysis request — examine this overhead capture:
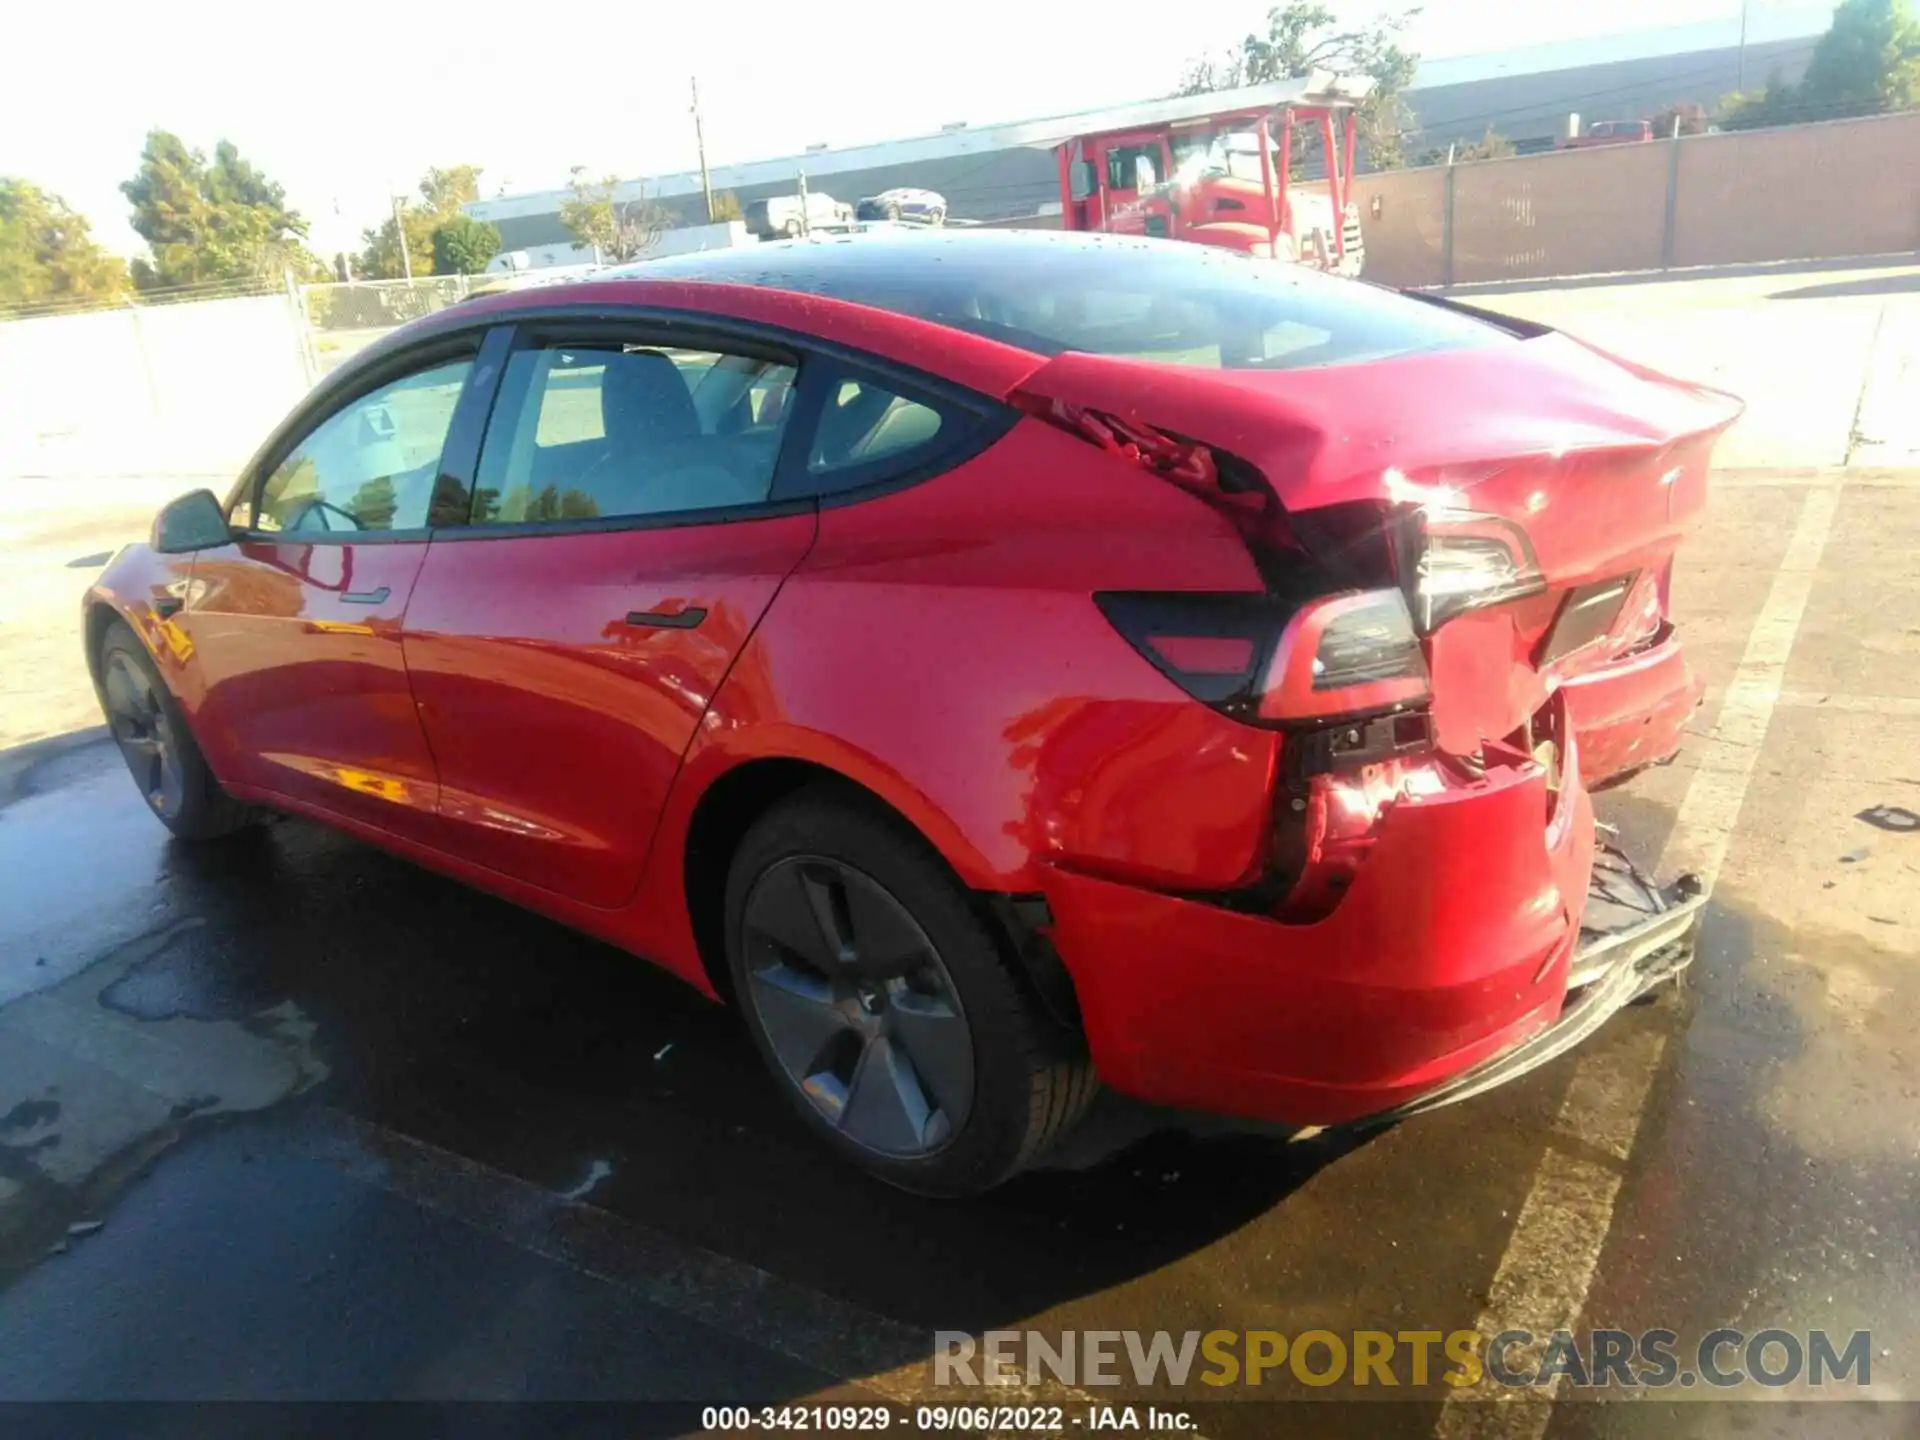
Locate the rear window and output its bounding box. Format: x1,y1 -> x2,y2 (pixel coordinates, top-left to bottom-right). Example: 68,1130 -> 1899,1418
634,231 -> 1510,373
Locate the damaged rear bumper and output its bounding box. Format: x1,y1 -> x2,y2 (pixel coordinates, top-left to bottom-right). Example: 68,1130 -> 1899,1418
1362,847 -> 1704,1124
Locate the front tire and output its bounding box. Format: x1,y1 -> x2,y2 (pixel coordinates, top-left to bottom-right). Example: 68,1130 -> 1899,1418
724,785 -> 1095,1195
97,619 -> 252,839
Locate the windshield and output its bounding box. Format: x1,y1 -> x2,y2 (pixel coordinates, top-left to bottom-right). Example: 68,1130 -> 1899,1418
637,230 -> 1512,373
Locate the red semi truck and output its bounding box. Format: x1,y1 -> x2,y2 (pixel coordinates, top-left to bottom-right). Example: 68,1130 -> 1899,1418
1051,74 -> 1372,276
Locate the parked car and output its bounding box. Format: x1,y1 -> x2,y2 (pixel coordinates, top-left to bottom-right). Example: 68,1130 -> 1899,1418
743,191 -> 853,239
1560,119 -> 1655,148
855,188 -> 948,225
85,230 -> 1738,1195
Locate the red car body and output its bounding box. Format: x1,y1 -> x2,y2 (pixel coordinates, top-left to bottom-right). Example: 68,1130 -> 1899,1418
85,232 -> 1739,1137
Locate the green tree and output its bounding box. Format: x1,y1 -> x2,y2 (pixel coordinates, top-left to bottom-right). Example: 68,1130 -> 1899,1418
1722,0 -> 1920,128
709,189 -> 744,222
1177,3 -> 1422,170
0,178 -> 129,315
431,213 -> 501,274
359,164 -> 487,279
1453,125 -> 1515,161
1799,0 -> 1920,115
1649,100 -> 1713,137
121,131 -> 323,288
559,172 -> 674,263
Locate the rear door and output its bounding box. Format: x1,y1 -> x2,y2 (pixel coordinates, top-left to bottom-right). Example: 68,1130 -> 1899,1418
400,321 -> 814,907
183,339 -> 491,840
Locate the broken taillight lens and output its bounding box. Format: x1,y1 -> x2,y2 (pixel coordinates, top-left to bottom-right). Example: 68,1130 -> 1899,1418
1411,510 -> 1548,632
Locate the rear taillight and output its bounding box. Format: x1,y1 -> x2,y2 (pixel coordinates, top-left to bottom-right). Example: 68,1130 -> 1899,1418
1411,510 -> 1547,632
1093,593 -> 1277,705
1096,587 -> 1434,777
1257,588 -> 1428,721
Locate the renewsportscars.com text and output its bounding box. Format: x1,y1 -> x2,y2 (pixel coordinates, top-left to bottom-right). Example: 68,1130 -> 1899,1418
934,1328 -> 1875,1391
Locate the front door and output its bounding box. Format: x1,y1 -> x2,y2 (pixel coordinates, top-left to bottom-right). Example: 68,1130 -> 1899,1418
183,349 -> 479,840
401,328 -> 814,907
1094,134 -> 1172,237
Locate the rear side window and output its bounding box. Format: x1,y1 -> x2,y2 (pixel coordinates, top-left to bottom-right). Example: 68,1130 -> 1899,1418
254,359 -> 471,533
777,359 -> 990,502
809,378 -> 945,473
471,342 -> 796,524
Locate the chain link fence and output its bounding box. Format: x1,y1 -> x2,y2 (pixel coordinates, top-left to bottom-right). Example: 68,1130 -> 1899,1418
296,268 -> 599,375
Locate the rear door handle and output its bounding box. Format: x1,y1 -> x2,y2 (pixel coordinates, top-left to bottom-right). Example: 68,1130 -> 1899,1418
341,587 -> 391,605
626,606 -> 707,629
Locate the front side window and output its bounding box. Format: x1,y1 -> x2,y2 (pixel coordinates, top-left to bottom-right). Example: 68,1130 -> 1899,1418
472,342 -> 796,524
253,360 -> 472,534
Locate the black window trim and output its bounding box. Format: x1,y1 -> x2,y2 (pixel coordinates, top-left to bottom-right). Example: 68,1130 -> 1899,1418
422,305 -> 1017,541
225,327 -> 508,546
771,355 -> 1011,508
441,317 -> 810,539
218,300 -> 1022,548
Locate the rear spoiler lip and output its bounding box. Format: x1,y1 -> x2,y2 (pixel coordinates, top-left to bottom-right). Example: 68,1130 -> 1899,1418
1006,337 -> 1744,523
1389,284 -> 1555,339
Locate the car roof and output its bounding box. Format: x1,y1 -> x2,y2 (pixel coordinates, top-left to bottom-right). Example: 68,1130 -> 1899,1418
594,226 -> 1223,292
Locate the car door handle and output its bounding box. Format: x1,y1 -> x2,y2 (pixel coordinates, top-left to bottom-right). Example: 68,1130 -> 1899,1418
626,606 -> 707,629
341,587 -> 391,605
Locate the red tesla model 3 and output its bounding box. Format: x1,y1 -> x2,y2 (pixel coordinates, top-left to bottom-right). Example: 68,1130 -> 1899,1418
84,231 -> 1738,1194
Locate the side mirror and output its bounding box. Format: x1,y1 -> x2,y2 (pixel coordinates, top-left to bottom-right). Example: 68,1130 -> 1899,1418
1069,159 -> 1096,202
153,489 -> 233,554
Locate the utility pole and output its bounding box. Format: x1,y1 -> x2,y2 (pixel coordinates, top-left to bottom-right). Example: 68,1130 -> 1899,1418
1736,0 -> 1750,92
691,77 -> 715,223
797,169 -> 810,237
391,194 -> 413,281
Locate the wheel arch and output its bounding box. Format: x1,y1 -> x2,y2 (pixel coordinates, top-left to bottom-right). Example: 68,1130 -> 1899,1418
83,597 -> 125,689
676,751 -> 1078,1027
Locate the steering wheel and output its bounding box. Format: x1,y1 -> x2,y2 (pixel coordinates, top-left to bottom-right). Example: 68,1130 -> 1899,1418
280,497 -> 366,533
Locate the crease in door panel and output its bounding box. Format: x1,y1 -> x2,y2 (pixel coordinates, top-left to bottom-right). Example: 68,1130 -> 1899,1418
618,504 -> 823,905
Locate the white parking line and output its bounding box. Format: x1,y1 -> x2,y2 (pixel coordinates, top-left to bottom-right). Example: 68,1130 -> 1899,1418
1434,482 -> 1843,1437
1553,1030 -> 1667,1162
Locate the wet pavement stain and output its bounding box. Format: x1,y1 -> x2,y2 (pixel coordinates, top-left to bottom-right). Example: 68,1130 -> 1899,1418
0,1098 -> 59,1135
0,895 -> 329,1283
97,918 -> 283,1023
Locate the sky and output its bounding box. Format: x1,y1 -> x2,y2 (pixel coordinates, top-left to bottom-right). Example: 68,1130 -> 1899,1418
3,0 -> 1834,262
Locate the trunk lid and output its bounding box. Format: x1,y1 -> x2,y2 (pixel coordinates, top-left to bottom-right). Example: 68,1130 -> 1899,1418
1009,330 -> 1742,754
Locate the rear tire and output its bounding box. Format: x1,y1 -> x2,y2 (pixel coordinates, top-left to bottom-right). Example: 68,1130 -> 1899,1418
97,620 -> 253,840
724,785 -> 1095,1195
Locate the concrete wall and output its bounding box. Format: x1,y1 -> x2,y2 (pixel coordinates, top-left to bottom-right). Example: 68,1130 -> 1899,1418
1673,113 -> 1920,266
1355,110 -> 1920,288
0,293 -> 312,481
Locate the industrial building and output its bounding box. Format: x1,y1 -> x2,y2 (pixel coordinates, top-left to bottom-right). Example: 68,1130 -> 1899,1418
465,8 -> 1829,259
